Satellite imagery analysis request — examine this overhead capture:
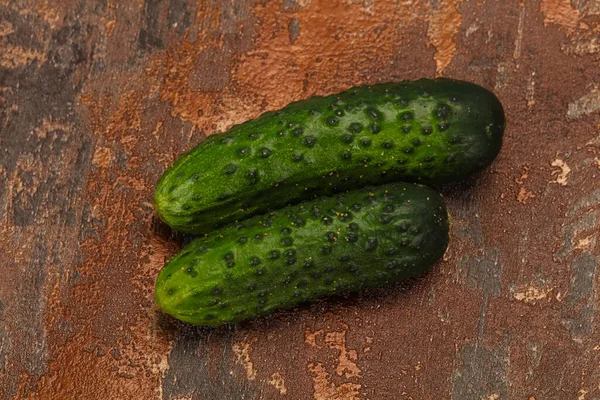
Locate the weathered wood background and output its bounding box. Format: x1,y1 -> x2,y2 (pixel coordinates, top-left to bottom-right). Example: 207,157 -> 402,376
1,0 -> 599,399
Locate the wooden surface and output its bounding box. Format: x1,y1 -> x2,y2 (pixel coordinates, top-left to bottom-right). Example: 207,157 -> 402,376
1,0 -> 599,399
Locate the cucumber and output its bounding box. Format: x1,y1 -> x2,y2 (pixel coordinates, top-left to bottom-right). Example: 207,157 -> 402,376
155,78 -> 503,234
155,182 -> 449,326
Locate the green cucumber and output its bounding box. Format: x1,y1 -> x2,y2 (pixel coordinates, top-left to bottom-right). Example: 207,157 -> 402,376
155,182 -> 449,326
155,78 -> 503,233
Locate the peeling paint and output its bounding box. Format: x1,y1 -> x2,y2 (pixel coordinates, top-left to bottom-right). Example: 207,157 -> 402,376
0,45 -> 46,69
232,336 -> 257,381
513,286 -> 553,303
269,371 -> 288,395
427,0 -> 463,75
567,87 -> 600,120
325,329 -> 361,379
308,362 -> 361,400
540,0 -> 580,33
550,159 -> 571,186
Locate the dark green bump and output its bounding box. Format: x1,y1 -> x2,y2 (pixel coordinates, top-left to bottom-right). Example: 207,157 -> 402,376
281,227 -> 292,235
258,299 -> 266,305
365,107 -> 383,120
248,132 -> 260,140
312,205 -> 321,217
339,255 -> 351,262
396,221 -> 410,232
285,249 -> 296,258
291,127 -> 304,137
422,126 -> 433,135
348,222 -> 359,231
423,156 -> 434,162
277,130 -> 286,137
182,204 -> 191,211
347,263 -> 359,274
292,290 -> 301,297
282,276 -> 292,284
365,238 -> 378,251
380,214 -> 392,224
344,104 -> 355,112
335,109 -> 345,117
185,267 -> 197,277
412,138 -> 422,146
348,122 -> 363,133
325,232 -> 337,242
360,137 -> 372,147
219,193 -> 231,201
190,195 -> 200,201
409,226 -> 420,234
381,140 -> 394,149
322,216 -> 333,225
257,290 -> 267,297
370,123 -> 381,134
383,204 -> 394,212
341,133 -> 354,144
245,168 -> 260,184
324,278 -> 334,285
402,125 -> 412,134
281,237 -> 294,246
238,236 -> 248,245
362,156 -> 371,163
292,152 -> 304,162
303,259 -> 315,268
191,173 -> 201,181
345,232 -> 358,242
287,121 -> 297,128
270,250 -> 281,260
324,266 -> 334,273
341,150 -> 352,160
296,279 -> 308,287
208,299 -> 219,306
386,247 -> 398,256
166,288 -> 175,295
258,148 -> 272,158
311,271 -> 322,279
339,212 -> 352,222
250,256 -> 261,266
254,234 -> 263,241
235,309 -> 244,315
255,267 -> 266,275
403,147 -> 413,154
321,245 -> 332,255
168,186 -> 176,193
385,262 -> 395,270
350,204 -> 362,212
204,314 -> 216,321
327,116 -> 339,126
435,103 -> 451,118
238,147 -> 250,157
303,135 -> 317,147
226,261 -> 235,268
286,257 -> 297,265
450,136 -> 461,144
438,121 -> 449,131
400,111 -> 413,121
212,287 -> 222,295
399,238 -> 411,246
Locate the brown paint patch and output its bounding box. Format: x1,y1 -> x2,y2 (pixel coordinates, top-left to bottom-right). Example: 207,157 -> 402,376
232,336 -> 258,381
308,362 -> 361,400
427,0 -> 463,75
517,187 -> 536,204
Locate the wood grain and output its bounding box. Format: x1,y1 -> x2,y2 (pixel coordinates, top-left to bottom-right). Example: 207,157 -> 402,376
1,0 -> 599,399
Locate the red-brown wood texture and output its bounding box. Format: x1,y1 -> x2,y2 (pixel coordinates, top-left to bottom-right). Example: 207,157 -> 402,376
1,0 -> 599,399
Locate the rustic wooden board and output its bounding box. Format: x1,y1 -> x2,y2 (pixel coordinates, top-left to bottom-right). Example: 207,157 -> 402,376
1,0 -> 599,399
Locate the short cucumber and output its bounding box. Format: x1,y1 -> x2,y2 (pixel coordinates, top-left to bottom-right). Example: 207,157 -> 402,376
155,78 -> 503,233
155,182 -> 449,326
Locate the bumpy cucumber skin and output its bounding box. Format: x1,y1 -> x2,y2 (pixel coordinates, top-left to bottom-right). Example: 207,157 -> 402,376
155,78 -> 503,233
155,183 -> 449,326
